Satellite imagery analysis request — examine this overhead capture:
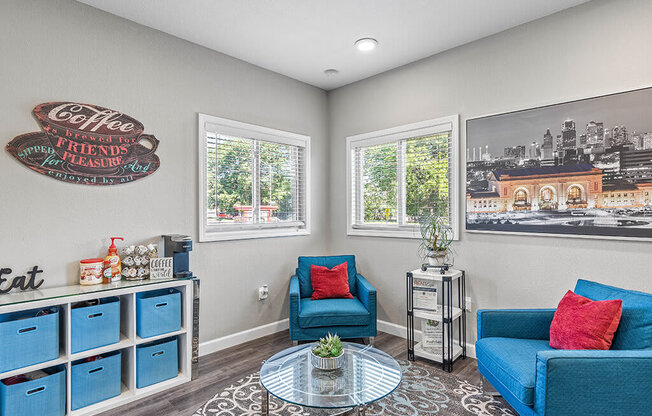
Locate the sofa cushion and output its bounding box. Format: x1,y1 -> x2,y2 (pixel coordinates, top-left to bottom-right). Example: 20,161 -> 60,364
298,297 -> 369,328
476,337 -> 554,407
297,255 -> 357,298
549,290 -> 622,350
574,279 -> 652,350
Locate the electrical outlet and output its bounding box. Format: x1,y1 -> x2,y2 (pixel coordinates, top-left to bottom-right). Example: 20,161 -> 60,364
465,296 -> 472,312
258,284 -> 269,301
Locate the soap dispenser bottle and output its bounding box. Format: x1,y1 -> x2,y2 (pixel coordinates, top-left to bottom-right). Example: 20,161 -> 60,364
103,237 -> 124,283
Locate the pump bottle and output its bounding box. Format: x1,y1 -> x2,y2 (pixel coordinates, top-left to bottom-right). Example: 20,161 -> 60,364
103,237 -> 124,283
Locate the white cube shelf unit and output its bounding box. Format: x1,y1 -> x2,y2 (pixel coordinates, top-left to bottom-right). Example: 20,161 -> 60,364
0,278 -> 194,416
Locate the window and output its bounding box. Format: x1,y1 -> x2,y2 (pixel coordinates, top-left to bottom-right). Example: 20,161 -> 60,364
346,115 -> 459,238
199,114 -> 310,241
568,186 -> 582,202
514,190 -> 528,204
541,188 -> 553,202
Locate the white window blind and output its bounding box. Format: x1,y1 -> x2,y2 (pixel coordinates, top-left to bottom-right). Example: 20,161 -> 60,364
347,116 -> 459,239
199,114 -> 310,241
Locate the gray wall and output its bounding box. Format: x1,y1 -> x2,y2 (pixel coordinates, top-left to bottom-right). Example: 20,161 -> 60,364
328,0 -> 652,342
0,0 -> 329,343
2,0 -> 651,348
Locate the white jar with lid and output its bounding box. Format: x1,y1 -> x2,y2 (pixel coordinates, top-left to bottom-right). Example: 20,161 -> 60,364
80,258 -> 104,285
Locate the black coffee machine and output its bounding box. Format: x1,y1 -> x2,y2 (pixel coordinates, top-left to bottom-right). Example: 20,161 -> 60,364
162,234 -> 193,278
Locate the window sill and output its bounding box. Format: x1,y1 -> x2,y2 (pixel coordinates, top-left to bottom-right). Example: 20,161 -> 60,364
347,227 -> 421,239
200,228 -> 310,242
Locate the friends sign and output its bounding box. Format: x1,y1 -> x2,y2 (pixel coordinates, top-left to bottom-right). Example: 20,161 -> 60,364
6,102 -> 160,185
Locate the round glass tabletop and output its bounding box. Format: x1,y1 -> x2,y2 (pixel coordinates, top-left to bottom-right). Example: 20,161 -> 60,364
260,342 -> 402,410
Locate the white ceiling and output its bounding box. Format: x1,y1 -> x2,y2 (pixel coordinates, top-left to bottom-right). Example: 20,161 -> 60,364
78,0 -> 590,90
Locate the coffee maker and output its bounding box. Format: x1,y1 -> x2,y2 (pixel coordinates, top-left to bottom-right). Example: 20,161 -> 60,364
162,234 -> 200,380
162,234 -> 193,278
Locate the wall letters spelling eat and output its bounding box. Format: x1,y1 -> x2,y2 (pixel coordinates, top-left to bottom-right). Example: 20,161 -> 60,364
0,266 -> 45,294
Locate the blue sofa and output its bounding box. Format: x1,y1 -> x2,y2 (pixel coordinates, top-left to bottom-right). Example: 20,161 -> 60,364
289,255 -> 377,342
476,279 -> 652,416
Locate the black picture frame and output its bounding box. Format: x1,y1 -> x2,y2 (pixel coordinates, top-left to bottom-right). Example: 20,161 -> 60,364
465,86 -> 652,239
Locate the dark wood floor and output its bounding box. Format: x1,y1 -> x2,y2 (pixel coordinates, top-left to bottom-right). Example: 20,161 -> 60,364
103,331 -> 482,416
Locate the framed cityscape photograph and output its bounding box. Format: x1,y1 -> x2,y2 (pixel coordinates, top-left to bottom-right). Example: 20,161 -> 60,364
466,87 -> 652,239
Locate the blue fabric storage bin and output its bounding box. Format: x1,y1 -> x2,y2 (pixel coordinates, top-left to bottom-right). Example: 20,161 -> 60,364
0,307 -> 59,373
0,366 -> 66,416
136,337 -> 178,388
136,289 -> 181,338
71,350 -> 122,410
71,297 -> 121,353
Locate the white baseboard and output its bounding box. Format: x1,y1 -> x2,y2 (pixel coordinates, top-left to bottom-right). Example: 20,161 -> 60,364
199,318 -> 475,358
378,319 -> 476,359
199,318 -> 289,357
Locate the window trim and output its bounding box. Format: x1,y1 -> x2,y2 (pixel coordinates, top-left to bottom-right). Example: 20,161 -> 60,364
345,115 -> 459,239
198,113 -> 311,242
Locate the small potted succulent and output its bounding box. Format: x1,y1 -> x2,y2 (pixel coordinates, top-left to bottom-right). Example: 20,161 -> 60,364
419,214 -> 454,266
310,333 -> 344,370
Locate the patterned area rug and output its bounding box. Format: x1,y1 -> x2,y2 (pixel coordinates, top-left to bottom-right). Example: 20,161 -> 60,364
194,360 -> 515,415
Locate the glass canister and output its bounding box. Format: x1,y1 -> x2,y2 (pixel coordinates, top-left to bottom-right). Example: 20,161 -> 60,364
80,258 -> 104,285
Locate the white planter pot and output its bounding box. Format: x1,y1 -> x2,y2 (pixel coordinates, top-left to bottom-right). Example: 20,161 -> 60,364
310,351 -> 345,370
427,251 -> 447,266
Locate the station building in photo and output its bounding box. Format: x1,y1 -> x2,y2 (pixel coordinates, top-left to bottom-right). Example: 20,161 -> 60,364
467,163 -> 652,213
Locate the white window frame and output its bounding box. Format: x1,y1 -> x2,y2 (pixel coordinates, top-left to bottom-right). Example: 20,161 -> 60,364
346,115 -> 459,239
198,114 -> 311,242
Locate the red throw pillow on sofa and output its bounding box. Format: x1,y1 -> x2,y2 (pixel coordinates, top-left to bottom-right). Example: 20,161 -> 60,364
549,290 -> 622,350
310,262 -> 353,300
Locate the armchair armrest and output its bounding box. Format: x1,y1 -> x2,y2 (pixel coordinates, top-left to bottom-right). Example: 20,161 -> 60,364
355,273 -> 377,337
290,275 -> 301,313
289,275 -> 301,341
290,275 -> 300,313
535,349 -> 652,416
355,274 -> 376,313
477,309 -> 555,340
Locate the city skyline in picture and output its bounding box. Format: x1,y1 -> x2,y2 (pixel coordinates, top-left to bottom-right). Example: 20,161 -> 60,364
465,87 -> 652,239
467,88 -> 652,156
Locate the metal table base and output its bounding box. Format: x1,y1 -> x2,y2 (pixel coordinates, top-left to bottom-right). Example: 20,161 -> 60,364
261,386 -> 367,415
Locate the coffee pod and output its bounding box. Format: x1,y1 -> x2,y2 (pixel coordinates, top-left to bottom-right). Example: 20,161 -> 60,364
147,243 -> 158,257
123,245 -> 135,256
136,245 -> 148,256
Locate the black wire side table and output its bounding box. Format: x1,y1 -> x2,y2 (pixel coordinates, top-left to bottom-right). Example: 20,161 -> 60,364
406,267 -> 466,372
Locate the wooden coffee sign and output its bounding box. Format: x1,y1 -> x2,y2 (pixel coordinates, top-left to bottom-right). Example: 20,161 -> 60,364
6,102 -> 160,185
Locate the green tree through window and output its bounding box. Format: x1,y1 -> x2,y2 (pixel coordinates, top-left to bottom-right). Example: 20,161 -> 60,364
405,134 -> 450,223
353,133 -> 452,227
363,142 -> 397,223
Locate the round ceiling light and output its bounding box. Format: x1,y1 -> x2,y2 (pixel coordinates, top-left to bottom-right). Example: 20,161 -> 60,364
355,37 -> 378,52
324,68 -> 339,76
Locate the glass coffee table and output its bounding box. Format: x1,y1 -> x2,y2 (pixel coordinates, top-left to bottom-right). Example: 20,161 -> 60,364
260,342 -> 402,415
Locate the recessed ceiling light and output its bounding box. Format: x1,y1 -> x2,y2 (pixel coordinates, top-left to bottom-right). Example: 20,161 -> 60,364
355,38 -> 378,52
324,68 -> 339,76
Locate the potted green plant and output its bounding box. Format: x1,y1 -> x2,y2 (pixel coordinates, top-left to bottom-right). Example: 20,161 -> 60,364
419,215 -> 453,266
310,333 -> 344,370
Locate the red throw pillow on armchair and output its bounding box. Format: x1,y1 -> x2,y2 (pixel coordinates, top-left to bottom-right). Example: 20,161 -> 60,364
310,262 -> 353,300
549,290 -> 622,350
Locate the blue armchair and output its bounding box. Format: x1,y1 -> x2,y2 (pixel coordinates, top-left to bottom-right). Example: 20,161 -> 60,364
289,255 -> 377,342
476,279 -> 652,416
